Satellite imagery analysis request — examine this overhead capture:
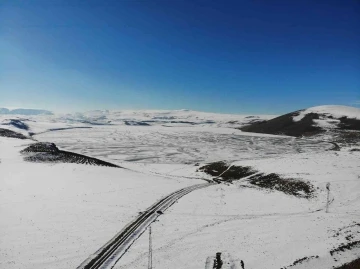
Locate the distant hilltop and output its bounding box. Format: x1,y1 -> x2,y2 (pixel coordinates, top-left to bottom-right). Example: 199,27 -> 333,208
240,105 -> 360,137
0,108 -> 53,115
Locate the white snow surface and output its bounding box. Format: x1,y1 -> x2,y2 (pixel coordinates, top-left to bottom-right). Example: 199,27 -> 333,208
0,139 -> 200,269
0,109 -> 359,269
293,105 -> 360,122
115,151 -> 360,269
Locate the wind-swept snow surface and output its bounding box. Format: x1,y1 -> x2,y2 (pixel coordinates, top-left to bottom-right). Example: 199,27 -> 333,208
35,125 -> 332,164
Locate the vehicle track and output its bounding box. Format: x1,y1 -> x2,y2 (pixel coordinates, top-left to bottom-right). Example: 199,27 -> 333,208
77,182 -> 214,269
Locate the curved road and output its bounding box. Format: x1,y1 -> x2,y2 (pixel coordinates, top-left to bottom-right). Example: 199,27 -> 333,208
77,182 -> 215,269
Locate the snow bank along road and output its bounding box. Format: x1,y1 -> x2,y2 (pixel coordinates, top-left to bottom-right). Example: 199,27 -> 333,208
77,182 -> 214,269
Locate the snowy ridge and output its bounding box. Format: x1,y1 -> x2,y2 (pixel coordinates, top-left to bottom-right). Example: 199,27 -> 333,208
0,108 -> 53,115
293,105 -> 360,122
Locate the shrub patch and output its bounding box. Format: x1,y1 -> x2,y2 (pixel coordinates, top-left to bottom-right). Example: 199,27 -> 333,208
198,162 -> 315,198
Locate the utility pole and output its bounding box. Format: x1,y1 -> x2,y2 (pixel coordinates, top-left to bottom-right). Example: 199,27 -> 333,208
326,183 -> 330,213
148,225 -> 153,269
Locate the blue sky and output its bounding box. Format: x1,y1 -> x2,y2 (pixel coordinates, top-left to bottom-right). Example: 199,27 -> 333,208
1,0 -> 359,114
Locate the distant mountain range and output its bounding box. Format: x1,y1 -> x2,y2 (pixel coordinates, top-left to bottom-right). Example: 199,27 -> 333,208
0,108 -> 53,115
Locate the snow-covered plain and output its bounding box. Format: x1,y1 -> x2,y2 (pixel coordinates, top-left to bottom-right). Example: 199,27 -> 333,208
35,125 -> 333,165
1,108 -> 359,269
115,151 -> 360,269
0,138 -> 201,269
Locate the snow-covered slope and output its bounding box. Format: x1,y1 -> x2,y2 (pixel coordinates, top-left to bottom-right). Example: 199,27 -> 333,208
293,105 -> 360,122
241,105 -> 360,138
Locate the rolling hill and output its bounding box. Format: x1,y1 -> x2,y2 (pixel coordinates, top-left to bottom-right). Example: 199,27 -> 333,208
240,105 -> 360,138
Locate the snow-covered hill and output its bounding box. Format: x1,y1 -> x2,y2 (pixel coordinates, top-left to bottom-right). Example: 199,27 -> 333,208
293,105 -> 360,122
241,105 -> 360,139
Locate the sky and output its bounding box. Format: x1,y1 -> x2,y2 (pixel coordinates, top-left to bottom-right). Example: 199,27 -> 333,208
1,0 -> 359,114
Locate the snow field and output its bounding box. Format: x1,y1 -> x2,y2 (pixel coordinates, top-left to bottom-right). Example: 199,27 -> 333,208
1,106 -> 359,269
0,138 -> 201,269
114,151 -> 360,269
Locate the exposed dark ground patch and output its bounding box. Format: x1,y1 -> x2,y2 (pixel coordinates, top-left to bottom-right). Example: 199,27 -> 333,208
280,255 -> 319,268
170,120 -> 197,125
333,131 -> 360,146
124,121 -> 150,126
331,241 -> 360,269
330,240 -> 360,256
240,111 -> 325,137
141,120 -> 216,125
48,127 -> 92,132
22,142 -> 60,153
248,173 -> 315,198
198,162 -> 315,198
338,117 -> 360,131
197,161 -> 255,182
4,119 -> 29,130
0,128 -> 28,139
21,142 -> 121,167
78,120 -> 112,125
335,258 -> 360,269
